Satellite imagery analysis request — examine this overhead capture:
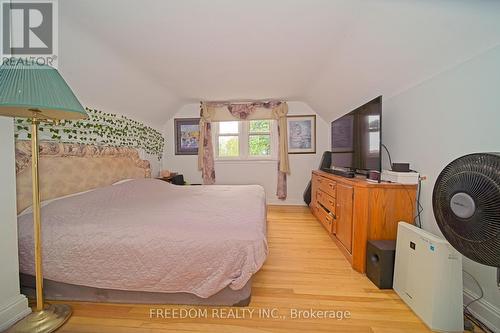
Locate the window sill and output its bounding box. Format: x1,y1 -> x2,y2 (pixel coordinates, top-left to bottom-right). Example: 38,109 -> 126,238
215,158 -> 278,164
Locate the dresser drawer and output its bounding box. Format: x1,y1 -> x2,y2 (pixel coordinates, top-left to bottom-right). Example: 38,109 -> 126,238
316,176 -> 336,197
312,174 -> 322,191
317,189 -> 336,215
314,202 -> 334,234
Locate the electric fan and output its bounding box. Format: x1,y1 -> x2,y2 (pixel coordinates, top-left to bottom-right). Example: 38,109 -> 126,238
432,153 -> 500,278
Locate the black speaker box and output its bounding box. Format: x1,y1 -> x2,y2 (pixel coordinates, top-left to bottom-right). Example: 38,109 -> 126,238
366,240 -> 396,289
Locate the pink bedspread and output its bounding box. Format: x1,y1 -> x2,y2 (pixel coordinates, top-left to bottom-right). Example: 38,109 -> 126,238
17,179 -> 268,298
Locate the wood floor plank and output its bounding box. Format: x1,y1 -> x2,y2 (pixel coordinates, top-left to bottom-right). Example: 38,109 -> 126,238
50,205 -> 440,332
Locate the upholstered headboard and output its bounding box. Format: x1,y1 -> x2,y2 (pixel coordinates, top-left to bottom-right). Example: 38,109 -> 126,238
15,141 -> 151,214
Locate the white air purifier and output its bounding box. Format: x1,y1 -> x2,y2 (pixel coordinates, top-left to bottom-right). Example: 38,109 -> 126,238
393,222 -> 463,332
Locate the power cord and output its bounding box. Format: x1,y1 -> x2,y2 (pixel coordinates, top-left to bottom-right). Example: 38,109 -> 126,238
463,270 -> 484,314
414,177 -> 423,228
464,313 -> 493,333
381,143 -> 392,170
381,143 -> 423,228
462,270 -> 492,332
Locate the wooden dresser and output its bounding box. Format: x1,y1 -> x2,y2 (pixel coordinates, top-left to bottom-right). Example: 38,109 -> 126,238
310,170 -> 417,273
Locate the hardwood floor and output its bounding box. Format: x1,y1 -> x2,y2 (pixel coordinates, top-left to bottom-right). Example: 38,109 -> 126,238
53,205 -> 434,332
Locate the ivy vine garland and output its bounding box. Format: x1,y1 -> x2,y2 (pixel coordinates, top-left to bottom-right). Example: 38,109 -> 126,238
14,108 -> 165,160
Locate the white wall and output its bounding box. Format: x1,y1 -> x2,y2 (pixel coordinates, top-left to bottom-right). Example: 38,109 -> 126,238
162,101 -> 330,205
383,45 -> 500,331
0,117 -> 30,330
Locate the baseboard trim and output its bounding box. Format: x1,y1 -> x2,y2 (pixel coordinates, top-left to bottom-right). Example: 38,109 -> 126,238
267,200 -> 307,206
463,288 -> 500,333
0,294 -> 31,332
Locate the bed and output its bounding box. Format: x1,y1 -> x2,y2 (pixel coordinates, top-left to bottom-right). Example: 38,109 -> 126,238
15,142 -> 267,306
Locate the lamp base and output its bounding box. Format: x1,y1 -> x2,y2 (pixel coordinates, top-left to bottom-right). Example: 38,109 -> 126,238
7,303 -> 71,333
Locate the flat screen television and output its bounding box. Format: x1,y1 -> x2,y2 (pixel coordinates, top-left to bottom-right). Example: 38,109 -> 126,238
330,96 -> 382,173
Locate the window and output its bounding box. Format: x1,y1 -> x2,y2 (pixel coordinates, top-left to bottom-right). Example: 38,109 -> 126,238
217,121 -> 239,157
214,120 -> 276,160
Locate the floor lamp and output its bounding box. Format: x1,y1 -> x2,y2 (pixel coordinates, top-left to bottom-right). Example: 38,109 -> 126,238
0,61 -> 88,333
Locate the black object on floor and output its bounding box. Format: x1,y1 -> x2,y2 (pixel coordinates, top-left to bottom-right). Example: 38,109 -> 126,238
366,240 -> 397,289
303,181 -> 312,205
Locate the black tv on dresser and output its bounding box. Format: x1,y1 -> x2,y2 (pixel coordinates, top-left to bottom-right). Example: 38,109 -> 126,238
329,96 -> 382,176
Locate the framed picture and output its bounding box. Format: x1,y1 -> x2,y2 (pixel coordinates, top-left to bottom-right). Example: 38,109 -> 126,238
287,115 -> 316,154
174,118 -> 200,155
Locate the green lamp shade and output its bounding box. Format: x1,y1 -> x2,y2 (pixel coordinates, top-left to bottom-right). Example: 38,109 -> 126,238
0,61 -> 87,120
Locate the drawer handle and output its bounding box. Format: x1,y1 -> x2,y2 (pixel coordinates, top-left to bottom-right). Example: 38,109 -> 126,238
328,199 -> 334,206
328,182 -> 335,189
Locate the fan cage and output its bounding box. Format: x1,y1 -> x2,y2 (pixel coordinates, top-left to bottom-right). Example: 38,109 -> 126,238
432,153 -> 500,267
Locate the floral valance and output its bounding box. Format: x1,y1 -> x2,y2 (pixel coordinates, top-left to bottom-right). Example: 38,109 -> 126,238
200,101 -> 284,123
204,101 -> 282,120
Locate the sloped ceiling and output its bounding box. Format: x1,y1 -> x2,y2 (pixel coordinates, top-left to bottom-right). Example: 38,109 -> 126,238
59,0 -> 500,126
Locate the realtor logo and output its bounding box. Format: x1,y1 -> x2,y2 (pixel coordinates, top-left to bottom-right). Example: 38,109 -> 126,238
1,0 -> 58,66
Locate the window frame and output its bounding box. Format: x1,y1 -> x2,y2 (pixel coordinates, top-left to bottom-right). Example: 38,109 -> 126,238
213,120 -> 278,161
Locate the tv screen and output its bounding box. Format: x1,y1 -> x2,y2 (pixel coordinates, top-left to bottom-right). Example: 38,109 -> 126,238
330,96 -> 381,172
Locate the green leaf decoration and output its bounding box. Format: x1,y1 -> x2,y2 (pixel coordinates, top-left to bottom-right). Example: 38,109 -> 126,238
13,107 -> 165,159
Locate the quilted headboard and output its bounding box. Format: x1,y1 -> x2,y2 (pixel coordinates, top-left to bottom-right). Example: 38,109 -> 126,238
15,141 -> 151,214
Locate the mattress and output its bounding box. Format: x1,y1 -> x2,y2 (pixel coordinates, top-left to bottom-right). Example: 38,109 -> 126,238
17,179 -> 267,299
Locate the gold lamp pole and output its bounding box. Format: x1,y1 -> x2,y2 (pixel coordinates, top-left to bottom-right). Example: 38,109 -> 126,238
31,115 -> 43,313
0,61 -> 88,333
8,112 -> 72,332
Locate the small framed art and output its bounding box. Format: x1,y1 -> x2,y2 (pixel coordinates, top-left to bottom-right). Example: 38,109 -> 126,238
174,118 -> 200,155
287,115 -> 316,154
